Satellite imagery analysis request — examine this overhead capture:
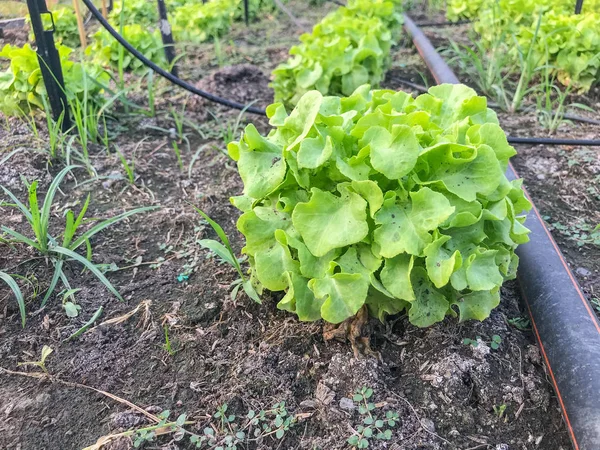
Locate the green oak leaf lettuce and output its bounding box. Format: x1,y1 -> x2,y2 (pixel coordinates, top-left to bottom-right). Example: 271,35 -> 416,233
0,43 -> 108,116
271,0 -> 403,107
229,84 -> 531,327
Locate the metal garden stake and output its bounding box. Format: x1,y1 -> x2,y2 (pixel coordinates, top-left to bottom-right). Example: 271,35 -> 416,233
26,0 -> 71,131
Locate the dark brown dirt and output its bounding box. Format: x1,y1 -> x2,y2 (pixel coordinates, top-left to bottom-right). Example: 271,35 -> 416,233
0,2 -> 578,450
0,24 -> 28,47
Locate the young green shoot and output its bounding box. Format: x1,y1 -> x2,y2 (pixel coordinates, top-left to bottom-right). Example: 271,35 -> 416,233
116,146 -> 136,184
0,271 -> 26,327
0,165 -> 157,322
162,324 -> 177,356
17,345 -> 53,374
191,205 -> 260,303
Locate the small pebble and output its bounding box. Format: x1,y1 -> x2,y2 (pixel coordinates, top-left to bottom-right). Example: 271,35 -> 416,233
420,418 -> 435,433
339,397 -> 355,411
300,400 -> 316,409
576,267 -> 591,277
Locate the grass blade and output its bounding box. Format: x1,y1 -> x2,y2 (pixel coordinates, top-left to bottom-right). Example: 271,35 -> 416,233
198,239 -> 237,268
190,205 -> 233,253
64,306 -> 103,341
0,149 -> 20,166
40,165 -> 80,240
27,181 -> 44,247
1,185 -> 33,221
0,271 -> 26,327
41,259 -> 64,306
1,226 -> 40,249
49,246 -> 123,301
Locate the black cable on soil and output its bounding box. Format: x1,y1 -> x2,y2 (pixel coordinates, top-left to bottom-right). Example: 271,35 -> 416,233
415,19 -> 471,27
80,0 -> 268,116
507,137 -> 600,146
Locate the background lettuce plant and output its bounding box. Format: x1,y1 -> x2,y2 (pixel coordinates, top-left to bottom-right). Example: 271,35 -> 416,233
87,25 -> 165,74
0,43 -> 108,116
170,0 -> 238,44
228,84 -> 531,327
454,0 -> 600,91
109,0 -> 159,28
271,0 -> 402,107
26,7 -> 80,48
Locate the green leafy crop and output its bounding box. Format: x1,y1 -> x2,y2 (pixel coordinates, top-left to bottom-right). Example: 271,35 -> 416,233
233,0 -> 285,22
0,43 -> 108,116
460,0 -> 600,91
271,0 -> 402,107
228,84 -> 531,327
87,25 -> 165,74
446,0 -> 484,21
109,0 -> 159,28
26,7 -> 80,48
171,0 -> 238,44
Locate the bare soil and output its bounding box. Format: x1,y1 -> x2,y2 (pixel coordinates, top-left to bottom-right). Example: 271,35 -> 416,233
0,2 -> 583,450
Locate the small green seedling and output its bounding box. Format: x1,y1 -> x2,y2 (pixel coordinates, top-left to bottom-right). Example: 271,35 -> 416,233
214,403 -> 236,431
462,336 -> 481,347
61,288 -> 82,317
347,387 -> 398,448
190,401 -> 295,448
162,324 -> 178,356
493,403 -> 507,419
191,206 -> 260,304
463,335 -> 502,350
490,335 -> 502,350
17,345 -> 53,374
508,316 -> 531,330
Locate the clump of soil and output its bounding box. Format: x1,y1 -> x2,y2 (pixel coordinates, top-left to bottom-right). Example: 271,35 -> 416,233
188,64 -> 274,116
0,24 -> 28,47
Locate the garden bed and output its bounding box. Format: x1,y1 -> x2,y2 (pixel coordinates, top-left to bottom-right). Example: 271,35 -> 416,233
0,1 -> 590,449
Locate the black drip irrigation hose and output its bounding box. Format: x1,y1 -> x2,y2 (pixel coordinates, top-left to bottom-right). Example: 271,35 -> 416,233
405,13 -> 600,450
80,0 -> 267,116
507,137 -> 600,146
414,19 -> 471,27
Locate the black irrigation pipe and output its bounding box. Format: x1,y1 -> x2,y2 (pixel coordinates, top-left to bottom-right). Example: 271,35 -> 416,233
414,19 -> 471,27
405,13 -> 600,450
80,0 -> 267,116
507,137 -> 600,146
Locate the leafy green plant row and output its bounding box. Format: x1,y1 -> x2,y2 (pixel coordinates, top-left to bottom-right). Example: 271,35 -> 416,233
447,0 -> 600,91
26,7 -> 81,48
0,43 -> 108,115
228,83 -> 531,327
271,0 -> 403,107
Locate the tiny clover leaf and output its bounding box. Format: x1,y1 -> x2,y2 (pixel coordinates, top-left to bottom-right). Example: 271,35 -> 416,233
230,84 -> 530,328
